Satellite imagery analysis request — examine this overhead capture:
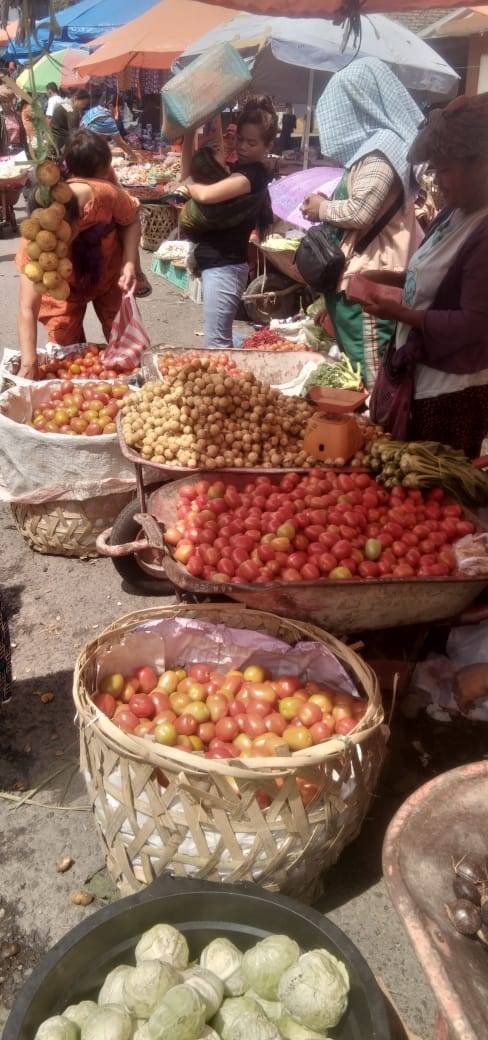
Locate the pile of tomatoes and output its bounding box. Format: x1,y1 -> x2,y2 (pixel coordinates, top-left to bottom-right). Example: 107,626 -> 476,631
93,662 -> 367,759
29,379 -> 128,435
37,344 -> 138,381
165,471 -> 475,583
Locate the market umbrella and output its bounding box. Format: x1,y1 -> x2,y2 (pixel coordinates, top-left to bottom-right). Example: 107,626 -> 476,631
181,13 -> 458,98
36,0 -> 161,45
186,0 -> 488,15
17,48 -> 89,93
422,5 -> 488,37
74,0 -> 238,76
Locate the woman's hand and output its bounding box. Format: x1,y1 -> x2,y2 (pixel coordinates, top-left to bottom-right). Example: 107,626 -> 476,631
119,261 -> 137,293
363,293 -> 425,330
18,359 -> 38,380
301,193 -> 327,221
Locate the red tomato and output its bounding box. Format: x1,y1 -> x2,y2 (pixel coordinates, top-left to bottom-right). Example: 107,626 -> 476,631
274,676 -> 301,698
332,539 -> 352,559
215,717 -> 240,742
318,553 -> 337,575
197,721 -> 216,744
175,714 -> 198,736
310,720 -> 334,744
393,563 -> 415,578
114,709 -> 138,733
301,562 -> 320,580
335,717 -> 357,735
358,561 -> 380,579
265,712 -> 287,735
129,693 -> 155,719
296,701 -> 322,727
206,742 -> 236,759
243,713 -> 267,738
93,692 -> 116,718
149,690 -> 171,715
134,720 -> 155,737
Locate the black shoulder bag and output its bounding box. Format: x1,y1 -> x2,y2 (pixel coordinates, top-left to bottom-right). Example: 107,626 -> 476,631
295,193 -> 404,294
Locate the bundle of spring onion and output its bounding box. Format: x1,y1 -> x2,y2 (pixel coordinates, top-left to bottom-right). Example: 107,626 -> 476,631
366,439 -> 488,506
302,353 -> 362,393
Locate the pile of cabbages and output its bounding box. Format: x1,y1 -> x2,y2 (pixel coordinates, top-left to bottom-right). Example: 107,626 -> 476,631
34,924 -> 350,1040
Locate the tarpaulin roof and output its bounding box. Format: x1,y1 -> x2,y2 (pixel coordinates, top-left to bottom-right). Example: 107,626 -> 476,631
74,0 -> 237,75
197,0 -> 488,15
37,0 -> 160,44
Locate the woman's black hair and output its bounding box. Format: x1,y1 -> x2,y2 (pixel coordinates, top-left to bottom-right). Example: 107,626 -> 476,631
237,95 -> 278,147
64,129 -> 112,179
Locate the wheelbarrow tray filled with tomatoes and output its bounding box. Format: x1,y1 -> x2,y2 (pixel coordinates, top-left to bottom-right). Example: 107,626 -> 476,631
98,470 -> 488,633
383,761 -> 488,1040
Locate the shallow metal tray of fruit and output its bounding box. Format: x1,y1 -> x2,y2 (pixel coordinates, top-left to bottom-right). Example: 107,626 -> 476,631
141,345 -> 324,387
3,876 -> 391,1040
98,471 -> 488,632
383,761 -> 488,1040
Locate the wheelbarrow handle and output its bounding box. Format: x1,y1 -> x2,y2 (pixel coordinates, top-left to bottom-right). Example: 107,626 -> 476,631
96,526 -> 150,557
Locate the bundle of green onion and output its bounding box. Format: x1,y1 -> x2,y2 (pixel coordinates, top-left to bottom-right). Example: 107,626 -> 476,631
365,439 -> 488,507
302,354 -> 362,394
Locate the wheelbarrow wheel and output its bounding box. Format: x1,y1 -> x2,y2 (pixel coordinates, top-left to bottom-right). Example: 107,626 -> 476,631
242,272 -> 301,325
109,498 -> 174,595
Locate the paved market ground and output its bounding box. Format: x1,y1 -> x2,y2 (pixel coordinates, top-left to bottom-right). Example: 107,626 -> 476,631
1,222 -> 486,1039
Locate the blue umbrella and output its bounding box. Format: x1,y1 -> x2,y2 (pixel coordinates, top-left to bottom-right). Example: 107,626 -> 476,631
37,0 -> 160,45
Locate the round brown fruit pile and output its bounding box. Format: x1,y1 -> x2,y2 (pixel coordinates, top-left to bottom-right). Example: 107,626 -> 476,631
120,362 -> 315,469
20,160 -> 73,301
29,380 -> 128,435
92,662 -> 367,760
158,351 -> 241,379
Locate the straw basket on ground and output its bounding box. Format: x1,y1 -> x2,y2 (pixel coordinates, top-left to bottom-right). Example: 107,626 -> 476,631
12,492 -> 133,558
74,604 -> 386,900
140,203 -> 178,252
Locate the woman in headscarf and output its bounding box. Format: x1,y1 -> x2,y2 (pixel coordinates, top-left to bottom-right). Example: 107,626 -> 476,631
364,94 -> 488,458
302,58 -> 422,387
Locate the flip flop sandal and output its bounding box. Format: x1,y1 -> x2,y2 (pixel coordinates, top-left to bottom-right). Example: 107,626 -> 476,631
135,280 -> 153,298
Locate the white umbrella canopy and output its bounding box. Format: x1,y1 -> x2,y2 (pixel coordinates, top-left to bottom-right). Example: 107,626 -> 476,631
180,12 -> 459,100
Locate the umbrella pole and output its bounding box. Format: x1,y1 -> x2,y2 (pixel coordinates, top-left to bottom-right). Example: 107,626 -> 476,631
303,68 -> 314,170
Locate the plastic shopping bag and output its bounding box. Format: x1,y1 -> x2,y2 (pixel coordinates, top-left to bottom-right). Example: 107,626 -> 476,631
102,291 -> 151,372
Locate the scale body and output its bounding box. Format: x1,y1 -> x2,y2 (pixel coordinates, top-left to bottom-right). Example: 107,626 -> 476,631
303,387 -> 368,464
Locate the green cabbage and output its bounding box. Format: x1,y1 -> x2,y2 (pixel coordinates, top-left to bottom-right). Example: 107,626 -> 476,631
246,993 -> 282,1024
123,959 -> 181,1019
81,1005 -> 133,1040
212,995 -> 262,1037
147,983 -> 206,1040
98,965 -> 134,1007
64,1003 -> 98,1029
35,1016 -> 80,1040
278,949 -> 349,1031
183,967 -> 224,1020
135,924 -> 189,970
242,936 -> 300,1000
279,1013 -> 328,1039
225,1010 -> 281,1040
200,938 -> 244,996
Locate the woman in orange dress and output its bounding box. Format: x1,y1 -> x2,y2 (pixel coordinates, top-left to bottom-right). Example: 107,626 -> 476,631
17,130 -> 140,378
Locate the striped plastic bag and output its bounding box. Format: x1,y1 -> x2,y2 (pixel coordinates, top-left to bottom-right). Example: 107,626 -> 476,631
101,291 -> 151,372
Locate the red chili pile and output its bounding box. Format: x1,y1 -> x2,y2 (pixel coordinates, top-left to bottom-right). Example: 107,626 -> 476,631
93,662 -> 366,759
242,329 -> 306,352
166,471 -> 475,583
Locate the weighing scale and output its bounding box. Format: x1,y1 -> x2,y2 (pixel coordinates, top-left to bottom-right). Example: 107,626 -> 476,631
303,387 -> 368,463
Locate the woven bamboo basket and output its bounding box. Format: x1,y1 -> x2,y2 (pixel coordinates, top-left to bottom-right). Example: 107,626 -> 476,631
12,491 -> 133,558
74,604 -> 386,900
140,204 -> 178,252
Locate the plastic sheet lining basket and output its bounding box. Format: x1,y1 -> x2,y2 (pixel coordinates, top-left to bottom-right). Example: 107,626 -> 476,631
12,491 -> 133,558
74,604 -> 386,900
140,203 -> 178,252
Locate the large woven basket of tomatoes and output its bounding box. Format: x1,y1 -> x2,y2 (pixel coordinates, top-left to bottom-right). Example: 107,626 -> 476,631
73,604 -> 385,900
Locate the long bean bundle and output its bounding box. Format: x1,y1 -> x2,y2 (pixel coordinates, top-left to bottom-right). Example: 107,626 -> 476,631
365,439 -> 488,507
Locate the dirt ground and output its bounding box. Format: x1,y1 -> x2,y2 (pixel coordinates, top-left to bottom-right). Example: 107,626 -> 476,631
0,222 -> 485,1039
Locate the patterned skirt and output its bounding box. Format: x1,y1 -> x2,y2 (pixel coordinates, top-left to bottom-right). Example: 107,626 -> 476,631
411,384 -> 488,459
0,591 -> 12,705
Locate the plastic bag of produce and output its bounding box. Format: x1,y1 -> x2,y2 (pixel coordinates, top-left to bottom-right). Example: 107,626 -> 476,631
162,45 -> 251,140
0,382 -> 138,503
102,292 -> 150,372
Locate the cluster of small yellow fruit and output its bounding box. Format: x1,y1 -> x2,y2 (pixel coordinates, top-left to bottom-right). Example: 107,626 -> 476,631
20,160 -> 73,302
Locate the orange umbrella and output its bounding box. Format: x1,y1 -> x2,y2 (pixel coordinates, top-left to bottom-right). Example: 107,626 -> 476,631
197,0 -> 488,14
0,20 -> 18,45
74,0 -> 237,76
